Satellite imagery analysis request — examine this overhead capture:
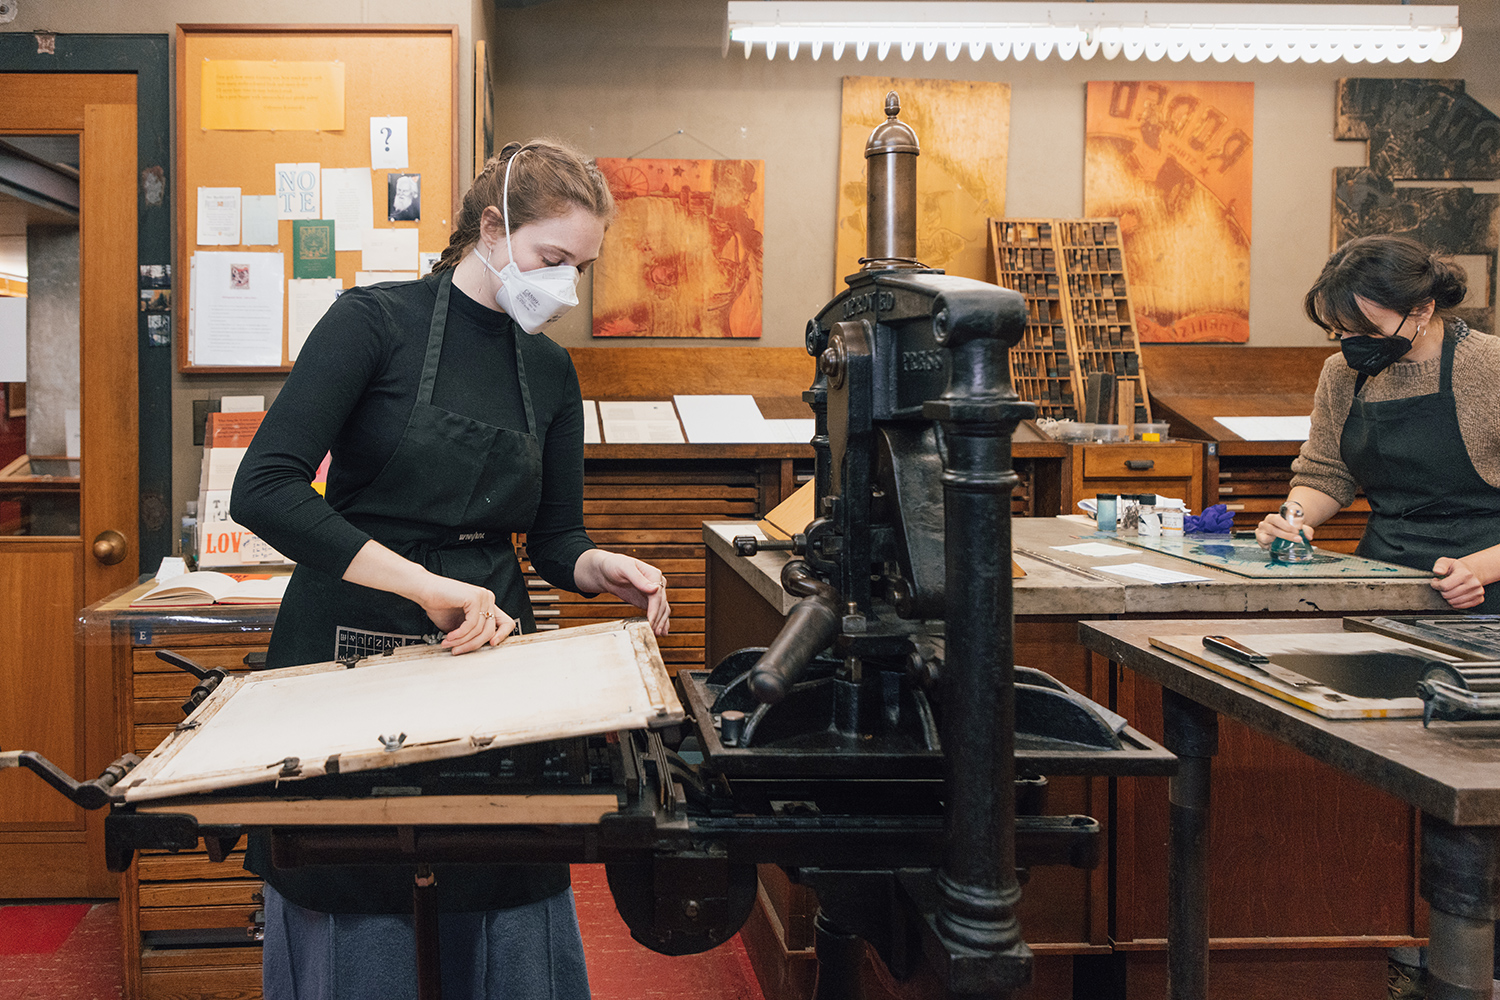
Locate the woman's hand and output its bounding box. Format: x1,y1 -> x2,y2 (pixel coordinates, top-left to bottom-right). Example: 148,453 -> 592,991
415,574 -> 516,654
1432,556 -> 1486,610
1254,511 -> 1316,549
575,550 -> 671,636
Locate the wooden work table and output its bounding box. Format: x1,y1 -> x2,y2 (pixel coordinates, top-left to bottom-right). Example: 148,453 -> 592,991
703,517 -> 1450,1000
1079,617 -> 1500,1000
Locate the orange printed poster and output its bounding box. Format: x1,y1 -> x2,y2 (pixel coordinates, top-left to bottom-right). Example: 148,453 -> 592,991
836,77 -> 1009,292
1085,81 -> 1252,343
201,60 -> 345,132
592,158 -> 764,339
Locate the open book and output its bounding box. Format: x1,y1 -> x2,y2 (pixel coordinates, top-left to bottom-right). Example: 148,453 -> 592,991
131,571 -> 290,608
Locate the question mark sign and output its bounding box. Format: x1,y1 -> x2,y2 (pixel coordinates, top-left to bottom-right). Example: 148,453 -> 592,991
381,126 -> 393,152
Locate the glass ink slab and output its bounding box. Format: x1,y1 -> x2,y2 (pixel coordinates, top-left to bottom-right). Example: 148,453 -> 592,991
115,619 -> 681,803
1120,534 -> 1432,580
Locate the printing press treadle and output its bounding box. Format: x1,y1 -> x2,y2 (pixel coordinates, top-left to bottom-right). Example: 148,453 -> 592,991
0,93 -> 1175,1000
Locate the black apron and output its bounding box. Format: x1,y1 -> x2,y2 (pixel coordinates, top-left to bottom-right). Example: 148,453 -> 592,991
250,271 -> 569,914
1341,320 -> 1500,614
267,269 -> 544,668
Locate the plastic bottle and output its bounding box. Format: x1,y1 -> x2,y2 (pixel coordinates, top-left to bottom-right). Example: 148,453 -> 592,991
1161,505 -> 1184,537
1137,495 -> 1161,537
1096,493 -> 1118,532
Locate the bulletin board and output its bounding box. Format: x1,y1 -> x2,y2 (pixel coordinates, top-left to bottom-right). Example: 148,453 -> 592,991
176,24 -> 458,373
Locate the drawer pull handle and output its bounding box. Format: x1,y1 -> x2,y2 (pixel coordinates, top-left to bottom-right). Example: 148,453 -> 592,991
1125,460 -> 1154,471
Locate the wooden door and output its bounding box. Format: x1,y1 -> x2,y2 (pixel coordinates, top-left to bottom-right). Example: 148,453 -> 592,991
0,75 -> 138,897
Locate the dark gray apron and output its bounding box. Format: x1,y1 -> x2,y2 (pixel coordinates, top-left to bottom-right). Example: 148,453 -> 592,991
251,270 -> 568,914
267,269 -> 544,668
1341,319 -> 1500,614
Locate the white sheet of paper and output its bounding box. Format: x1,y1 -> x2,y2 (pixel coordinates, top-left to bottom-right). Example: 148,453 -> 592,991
287,278 -> 344,361
765,418 -> 815,443
154,556 -> 189,582
240,195 -> 279,246
220,395 -> 264,413
598,400 -> 684,444
0,296 -> 25,382
674,394 -> 768,443
362,229 -> 419,272
189,251 -> 285,367
369,116 -> 410,169
204,446 -> 247,490
419,251 -> 442,275
354,271 -> 418,286
1213,415 -> 1312,441
196,187 -> 241,245
1052,542 -> 1140,557
320,168 -> 374,252
1094,562 -> 1212,584
580,399 -> 601,444
275,162 -> 321,220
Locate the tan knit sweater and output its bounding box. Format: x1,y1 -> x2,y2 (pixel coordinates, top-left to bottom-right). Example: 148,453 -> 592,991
1290,326 -> 1500,506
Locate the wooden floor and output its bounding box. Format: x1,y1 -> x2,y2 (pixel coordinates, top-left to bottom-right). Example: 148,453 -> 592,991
0,866 -> 766,999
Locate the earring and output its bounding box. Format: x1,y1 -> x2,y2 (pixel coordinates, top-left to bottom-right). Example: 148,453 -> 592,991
1418,323 -> 1428,338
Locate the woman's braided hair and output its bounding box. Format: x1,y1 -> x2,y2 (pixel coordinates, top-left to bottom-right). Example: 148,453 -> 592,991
434,138 -> 614,273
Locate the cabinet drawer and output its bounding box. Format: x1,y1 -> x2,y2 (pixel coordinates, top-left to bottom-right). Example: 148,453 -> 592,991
139,903 -> 262,932
1082,445 -> 1193,480
142,963 -> 262,1000
138,846 -> 248,882
133,645 -> 267,674
140,879 -> 262,909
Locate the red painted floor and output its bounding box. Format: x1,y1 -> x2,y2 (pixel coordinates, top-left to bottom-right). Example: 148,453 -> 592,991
0,868 -> 764,1000
0,902 -> 121,1000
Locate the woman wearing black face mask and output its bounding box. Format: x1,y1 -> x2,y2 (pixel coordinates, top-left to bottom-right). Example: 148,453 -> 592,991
1255,234 -> 1500,613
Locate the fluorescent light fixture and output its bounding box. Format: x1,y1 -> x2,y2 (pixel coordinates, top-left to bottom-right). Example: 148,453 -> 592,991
725,2 -> 1462,64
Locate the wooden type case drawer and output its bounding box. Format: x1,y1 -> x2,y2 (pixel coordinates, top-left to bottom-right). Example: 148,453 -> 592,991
1081,443 -> 1194,480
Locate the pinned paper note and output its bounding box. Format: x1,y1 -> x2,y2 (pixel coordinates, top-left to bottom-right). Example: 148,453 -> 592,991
362,229 -> 418,272
370,116 -> 409,170
241,195 -> 279,246
196,187 -> 241,245
201,60 -> 345,132
287,278 -> 343,361
275,163 -> 321,220
354,271 -> 418,286
321,168 -> 373,252
419,251 -> 442,275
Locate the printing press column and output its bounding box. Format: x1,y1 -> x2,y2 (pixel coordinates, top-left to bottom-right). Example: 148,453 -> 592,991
1420,816 -> 1500,1000
1162,688 -> 1218,1000
924,287 -> 1034,997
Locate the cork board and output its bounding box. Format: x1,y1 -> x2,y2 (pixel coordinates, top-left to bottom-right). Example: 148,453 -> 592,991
175,24 -> 458,372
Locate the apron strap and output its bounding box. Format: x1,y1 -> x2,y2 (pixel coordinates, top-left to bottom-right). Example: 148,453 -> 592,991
512,319 -> 537,437
1438,320 -> 1457,396
416,270 -> 455,406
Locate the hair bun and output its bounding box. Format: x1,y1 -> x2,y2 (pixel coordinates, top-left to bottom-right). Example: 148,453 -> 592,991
1430,254 -> 1469,311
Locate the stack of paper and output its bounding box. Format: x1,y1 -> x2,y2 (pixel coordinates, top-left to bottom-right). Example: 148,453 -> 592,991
673,395 -> 813,444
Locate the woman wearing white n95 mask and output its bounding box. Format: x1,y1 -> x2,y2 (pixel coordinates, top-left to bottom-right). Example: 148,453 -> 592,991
231,139 -> 671,1000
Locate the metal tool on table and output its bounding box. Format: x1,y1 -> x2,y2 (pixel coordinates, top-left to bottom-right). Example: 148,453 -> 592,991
1417,662 -> 1500,726
1268,500 -> 1315,563
1202,635 -> 1326,691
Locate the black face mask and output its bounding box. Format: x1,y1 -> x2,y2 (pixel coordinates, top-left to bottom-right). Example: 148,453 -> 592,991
1340,326 -> 1415,377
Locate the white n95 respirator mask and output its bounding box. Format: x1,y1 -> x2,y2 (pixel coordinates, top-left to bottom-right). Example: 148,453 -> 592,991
474,149 -> 581,335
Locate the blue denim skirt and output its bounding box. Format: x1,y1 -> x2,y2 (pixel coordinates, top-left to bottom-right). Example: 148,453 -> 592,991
261,883 -> 591,1000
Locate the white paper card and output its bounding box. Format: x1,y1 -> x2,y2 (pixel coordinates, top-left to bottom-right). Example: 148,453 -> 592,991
362,229 -> 419,272
196,187 -> 241,245
275,162 -> 321,220
765,418 -> 815,443
154,556 -> 189,582
354,271 -> 418,287
240,196 -> 279,246
674,394 -> 767,443
220,395 -> 264,413
320,168 -> 374,252
287,278 -> 344,360
1213,415 -> 1312,441
189,252 -> 285,367
1052,542 -> 1140,557
0,297 -> 25,382
419,251 -> 442,275
598,401 -> 684,444
581,399 -> 601,444
1094,562 -> 1212,584
369,116 -> 410,169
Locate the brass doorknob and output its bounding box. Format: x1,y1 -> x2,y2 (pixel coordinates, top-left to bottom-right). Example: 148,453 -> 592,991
92,529 -> 128,566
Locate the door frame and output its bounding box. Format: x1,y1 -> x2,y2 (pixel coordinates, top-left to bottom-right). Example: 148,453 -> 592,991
0,34 -> 173,573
